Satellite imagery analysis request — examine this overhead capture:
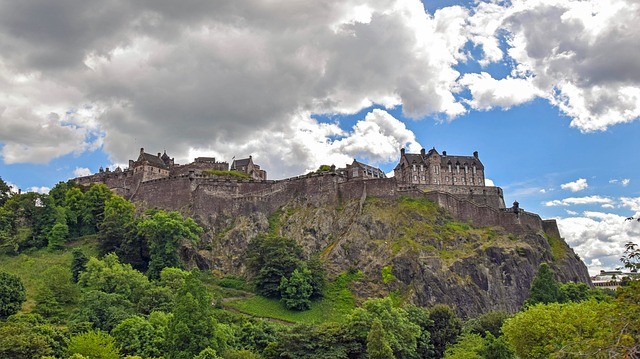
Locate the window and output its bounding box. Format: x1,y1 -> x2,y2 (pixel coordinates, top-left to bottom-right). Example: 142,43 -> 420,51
456,164 -> 460,174
464,165 -> 468,173
420,165 -> 424,171
421,176 -> 425,181
473,165 -> 477,174
448,164 -> 452,172
446,176 -> 449,182
413,175 -> 418,181
453,177 -> 457,182
470,178 -> 474,184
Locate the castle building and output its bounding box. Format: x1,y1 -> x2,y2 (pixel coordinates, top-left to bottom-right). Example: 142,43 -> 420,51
231,156 -> 267,181
128,148 -> 174,182
337,159 -> 386,180
394,148 -> 485,186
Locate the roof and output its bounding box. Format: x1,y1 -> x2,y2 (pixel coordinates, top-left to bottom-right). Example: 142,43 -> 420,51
139,152 -> 168,168
395,149 -> 484,170
231,158 -> 251,169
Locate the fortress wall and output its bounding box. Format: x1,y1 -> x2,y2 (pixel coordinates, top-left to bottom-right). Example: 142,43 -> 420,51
133,176 -> 193,210
542,219 -> 562,238
337,178 -> 399,201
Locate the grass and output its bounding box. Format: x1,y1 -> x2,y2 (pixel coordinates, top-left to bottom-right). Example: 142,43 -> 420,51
546,234 -> 568,261
225,270 -> 362,324
0,236 -> 99,312
203,169 -> 251,179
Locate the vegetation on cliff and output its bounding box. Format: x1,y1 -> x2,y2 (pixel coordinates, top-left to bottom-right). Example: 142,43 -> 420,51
0,176 -> 638,358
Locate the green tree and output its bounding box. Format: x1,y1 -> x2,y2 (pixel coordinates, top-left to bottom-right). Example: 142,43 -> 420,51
443,333 -> 484,359
98,196 -> 146,269
34,265 -> 80,318
137,210 -> 203,279
247,235 -> 303,298
0,271 -> 26,318
367,318 -> 395,359
194,347 -> 221,359
502,300 -> 618,359
47,222 -> 69,250
405,304 -> 434,358
111,315 -> 165,358
71,249 -> 89,283
279,267 -> 313,310
0,176 -> 11,206
348,297 -> 421,358
81,184 -> 113,235
426,304 -> 462,359
67,330 -> 120,359
477,333 -> 516,359
78,254 -> 151,305
64,187 -> 86,237
70,290 -> 135,332
165,272 -> 227,359
463,311 -> 510,338
306,256 -> 326,299
0,314 -> 68,359
525,263 -> 564,306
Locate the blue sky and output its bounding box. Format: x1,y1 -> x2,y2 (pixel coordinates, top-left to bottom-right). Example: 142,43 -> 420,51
1,0 -> 639,274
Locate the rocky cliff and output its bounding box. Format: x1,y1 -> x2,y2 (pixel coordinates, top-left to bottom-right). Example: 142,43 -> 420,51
190,195 -> 590,319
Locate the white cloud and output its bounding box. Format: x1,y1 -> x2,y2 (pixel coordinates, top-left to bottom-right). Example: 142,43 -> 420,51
560,178 -> 589,192
539,189 -> 546,193
27,186 -> 50,194
0,0 -> 469,175
620,197 -> 640,213
465,0 -> 640,132
544,195 -> 614,207
73,167 -> 93,177
485,178 -> 495,187
565,209 -> 578,215
558,211 -> 640,275
621,179 -> 630,187
458,72 -> 541,110
609,179 -> 618,184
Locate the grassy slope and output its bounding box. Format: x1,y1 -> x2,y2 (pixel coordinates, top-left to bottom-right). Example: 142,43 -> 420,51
0,236 -> 99,312
225,271 -> 362,324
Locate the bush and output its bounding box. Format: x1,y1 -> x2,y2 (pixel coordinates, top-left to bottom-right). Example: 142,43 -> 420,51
0,271 -> 26,318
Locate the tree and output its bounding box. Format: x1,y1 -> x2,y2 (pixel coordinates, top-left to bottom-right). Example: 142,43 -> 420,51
47,222 -> 69,250
71,249 -> 89,283
34,265 -> 80,318
525,263 -> 564,306
462,311 -> 510,338
70,290 -> 135,332
78,254 -> 151,305
306,256 -> 326,299
98,196 -> 144,267
502,300 -> 618,359
0,176 -> 11,207
621,241 -> 640,271
348,297 -> 421,358
66,330 -> 120,359
111,315 -> 165,358
81,184 -> 112,234
164,272 -> 227,359
0,271 -> 26,318
367,318 -> 395,359
0,314 -> 68,359
279,267 -> 313,310
193,347 -> 221,359
137,210 -> 203,279
247,235 -> 303,298
426,304 -> 462,359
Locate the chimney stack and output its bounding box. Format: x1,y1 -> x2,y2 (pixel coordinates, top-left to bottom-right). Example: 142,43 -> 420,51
420,148 -> 425,156
442,151 -> 447,156
400,148 -> 405,155
473,151 -> 478,158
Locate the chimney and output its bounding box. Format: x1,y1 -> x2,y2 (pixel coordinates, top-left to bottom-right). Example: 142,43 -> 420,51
157,152 -> 161,158
420,148 -> 425,156
442,151 -> 447,156
473,151 -> 478,158
400,148 -> 405,155
140,147 -> 144,155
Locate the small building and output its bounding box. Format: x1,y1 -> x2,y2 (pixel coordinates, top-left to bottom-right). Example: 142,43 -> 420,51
394,147 -> 485,186
338,159 -> 386,180
231,156 -> 267,180
128,148 -> 173,182
592,270 -> 640,290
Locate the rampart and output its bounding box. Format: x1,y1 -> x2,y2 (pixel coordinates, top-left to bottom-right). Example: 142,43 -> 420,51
125,173 -> 560,239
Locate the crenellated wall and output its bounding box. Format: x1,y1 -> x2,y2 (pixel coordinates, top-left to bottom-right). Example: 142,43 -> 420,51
121,172 -> 561,238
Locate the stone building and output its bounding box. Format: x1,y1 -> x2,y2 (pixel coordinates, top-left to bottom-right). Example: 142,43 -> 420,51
337,159 -> 386,180
128,148 -> 173,182
394,147 -> 485,186
231,156 -> 267,180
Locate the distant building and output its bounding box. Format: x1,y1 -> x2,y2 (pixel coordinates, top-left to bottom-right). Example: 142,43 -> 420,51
592,270 -> 640,290
337,159 -> 386,180
231,156 -> 267,181
394,147 -> 485,187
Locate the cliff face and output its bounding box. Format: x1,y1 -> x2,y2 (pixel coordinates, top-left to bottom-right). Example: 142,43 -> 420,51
195,196 -> 591,318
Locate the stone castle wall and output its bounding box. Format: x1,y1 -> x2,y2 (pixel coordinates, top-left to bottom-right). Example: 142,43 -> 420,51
123,173 -> 560,239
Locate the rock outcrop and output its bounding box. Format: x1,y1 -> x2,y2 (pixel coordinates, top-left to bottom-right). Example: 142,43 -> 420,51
192,195 -> 590,318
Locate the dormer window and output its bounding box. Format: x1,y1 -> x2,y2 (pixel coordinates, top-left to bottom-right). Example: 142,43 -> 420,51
464,165 -> 468,173
456,164 -> 460,174
448,163 -> 452,172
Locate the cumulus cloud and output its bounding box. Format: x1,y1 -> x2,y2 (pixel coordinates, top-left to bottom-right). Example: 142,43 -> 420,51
73,167 -> 92,177
544,195 -> 614,207
620,197 -> 640,212
27,186 -> 50,194
464,0 -> 640,132
484,178 -> 495,187
560,178 -> 589,192
0,0 -> 469,176
621,179 -> 630,187
558,211 -> 640,275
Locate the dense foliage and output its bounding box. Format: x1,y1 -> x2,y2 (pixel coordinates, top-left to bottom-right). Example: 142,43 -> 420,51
1,179 -> 639,358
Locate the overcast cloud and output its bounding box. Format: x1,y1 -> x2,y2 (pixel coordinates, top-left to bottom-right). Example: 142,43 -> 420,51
1,0 -> 639,176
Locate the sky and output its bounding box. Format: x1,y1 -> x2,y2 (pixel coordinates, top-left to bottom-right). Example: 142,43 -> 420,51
0,0 -> 639,275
